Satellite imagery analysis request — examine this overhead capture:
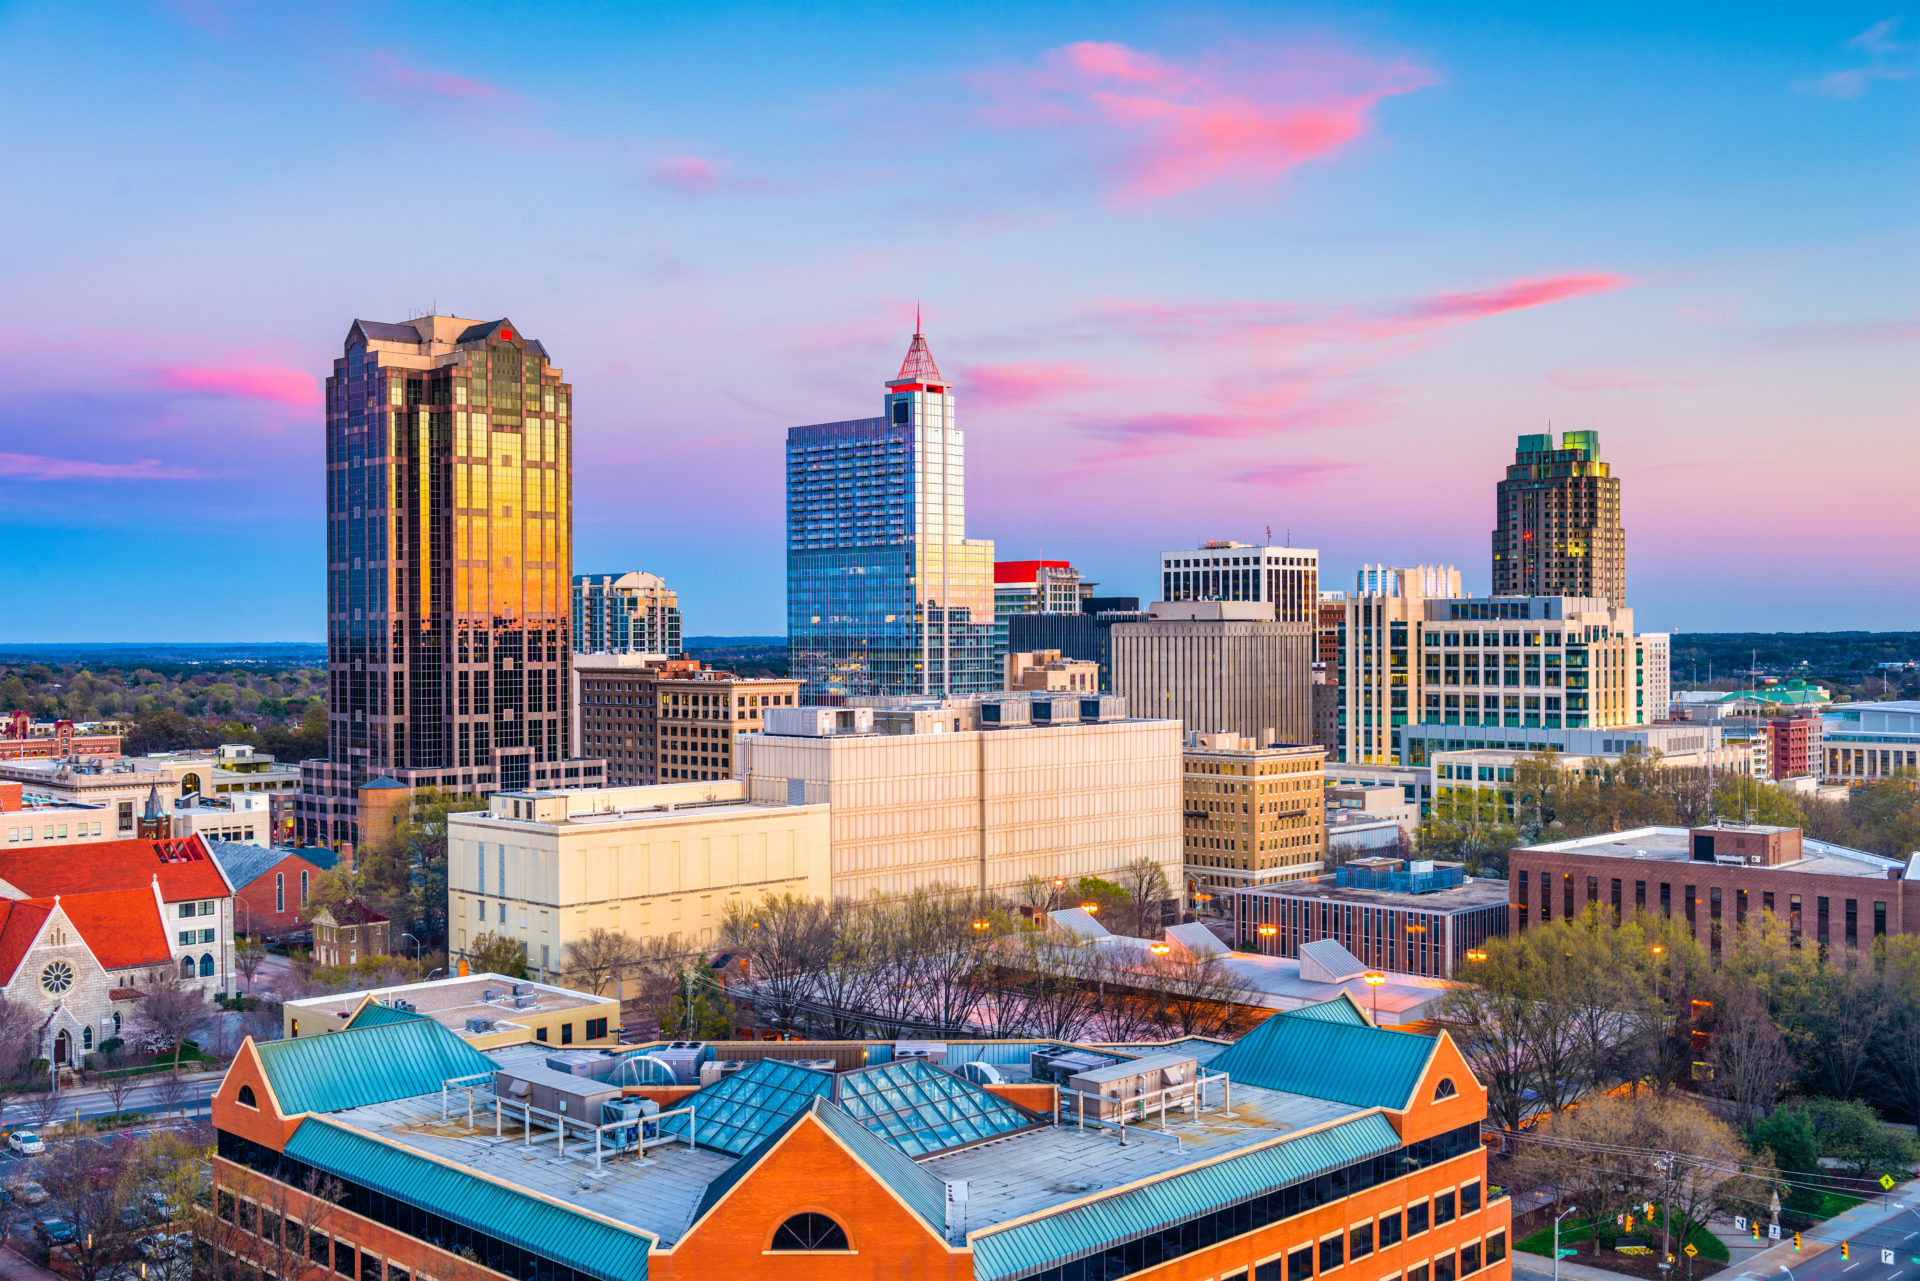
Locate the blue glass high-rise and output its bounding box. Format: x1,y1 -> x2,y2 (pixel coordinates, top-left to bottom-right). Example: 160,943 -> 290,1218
786,327 -> 995,698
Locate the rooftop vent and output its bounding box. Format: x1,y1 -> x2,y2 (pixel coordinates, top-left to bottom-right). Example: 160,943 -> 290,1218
465,1017 -> 495,1034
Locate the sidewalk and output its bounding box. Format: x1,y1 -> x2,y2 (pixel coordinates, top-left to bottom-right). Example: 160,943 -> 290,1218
0,1244 -> 56,1281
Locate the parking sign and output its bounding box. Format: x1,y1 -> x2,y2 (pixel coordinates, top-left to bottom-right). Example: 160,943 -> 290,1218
1769,1224 -> 1782,1241
1886,1250 -> 1897,1265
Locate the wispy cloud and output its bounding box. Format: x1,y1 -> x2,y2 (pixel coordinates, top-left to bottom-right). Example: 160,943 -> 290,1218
367,50 -> 512,104
1234,461 -> 1356,487
976,39 -> 1438,200
1797,18 -> 1920,97
153,364 -> 321,408
650,156 -> 732,197
0,453 -> 203,481
963,360 -> 1105,408
1095,272 -> 1629,350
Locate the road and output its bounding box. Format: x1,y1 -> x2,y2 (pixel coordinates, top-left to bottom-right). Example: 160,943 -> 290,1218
1769,1203 -> 1920,1281
0,1075 -> 219,1144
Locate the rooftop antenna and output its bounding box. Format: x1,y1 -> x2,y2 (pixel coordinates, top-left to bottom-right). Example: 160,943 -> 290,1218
915,300 -> 922,335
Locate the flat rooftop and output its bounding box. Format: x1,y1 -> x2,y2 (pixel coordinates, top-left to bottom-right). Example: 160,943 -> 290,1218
286,974 -> 613,1035
1238,874 -> 1510,911
329,1050 -> 1363,1247
1519,826 -> 1903,879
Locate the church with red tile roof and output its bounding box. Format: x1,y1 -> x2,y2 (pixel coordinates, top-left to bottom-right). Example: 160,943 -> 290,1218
0,835 -> 235,1069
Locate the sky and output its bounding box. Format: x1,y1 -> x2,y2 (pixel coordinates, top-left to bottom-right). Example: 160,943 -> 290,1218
0,1 -> 1915,641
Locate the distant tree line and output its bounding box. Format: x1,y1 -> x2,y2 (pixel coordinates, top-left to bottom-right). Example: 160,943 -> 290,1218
0,660 -> 327,760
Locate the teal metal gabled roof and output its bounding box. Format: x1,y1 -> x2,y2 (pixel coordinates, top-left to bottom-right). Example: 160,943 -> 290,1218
834,1059 -> 1038,1157
1278,993 -> 1372,1027
287,1119 -> 650,1281
657,1057 -> 832,1157
692,1098 -> 950,1238
343,1000 -> 426,1031
971,1112 -> 1402,1281
1207,1012 -> 1436,1110
254,1016 -> 495,1116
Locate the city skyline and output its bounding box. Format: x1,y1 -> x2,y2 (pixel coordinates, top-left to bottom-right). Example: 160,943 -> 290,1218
2,3 -> 1915,639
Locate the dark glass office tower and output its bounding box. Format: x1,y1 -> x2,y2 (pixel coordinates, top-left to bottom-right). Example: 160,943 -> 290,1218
786,326 -> 995,698
297,315 -> 602,845
1492,430 -> 1625,605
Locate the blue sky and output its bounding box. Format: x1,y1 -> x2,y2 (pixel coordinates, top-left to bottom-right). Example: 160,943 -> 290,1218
0,1 -> 1914,640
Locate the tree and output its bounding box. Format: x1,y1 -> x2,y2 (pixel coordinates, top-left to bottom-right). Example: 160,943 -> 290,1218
720,893 -> 831,1034
150,1069 -> 191,1123
1776,948 -> 1884,1098
1801,1098 -> 1920,1178
134,977 -> 211,1077
465,931 -> 528,979
658,959 -> 735,1039
1750,1105 -> 1824,1215
1117,858 -> 1175,937
1416,786 -> 1518,876
0,994 -> 43,1122
563,927 -> 644,997
41,1130 -> 145,1280
204,1163 -> 343,1281
94,1042 -> 140,1122
1873,935 -> 1920,1123
1148,949 -> 1259,1038
234,936 -> 269,994
1708,988 -> 1795,1126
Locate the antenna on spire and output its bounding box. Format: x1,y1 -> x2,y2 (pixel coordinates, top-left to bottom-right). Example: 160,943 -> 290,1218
915,300 -> 922,336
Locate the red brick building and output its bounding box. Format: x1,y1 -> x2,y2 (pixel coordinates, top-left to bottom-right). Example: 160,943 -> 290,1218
1765,714 -> 1816,782
207,994 -> 1509,1281
205,841 -> 343,941
311,900 -> 392,968
0,712 -> 121,761
1511,821 -> 1917,956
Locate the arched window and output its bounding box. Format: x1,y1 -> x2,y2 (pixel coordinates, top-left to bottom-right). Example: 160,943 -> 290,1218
180,771 -> 202,796
237,1085 -> 257,1108
180,956 -> 195,979
83,1027 -> 93,1051
770,1214 -> 850,1252
1434,1077 -> 1458,1101
275,872 -> 285,914
113,1012 -> 122,1034
199,953 -> 215,978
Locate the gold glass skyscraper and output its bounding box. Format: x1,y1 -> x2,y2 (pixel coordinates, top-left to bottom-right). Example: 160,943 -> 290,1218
297,315 -> 602,845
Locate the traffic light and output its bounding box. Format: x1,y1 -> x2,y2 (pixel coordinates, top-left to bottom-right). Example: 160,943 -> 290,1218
1842,1243 -> 1851,1260
1752,1223 -> 1761,1241
1794,1233 -> 1802,1252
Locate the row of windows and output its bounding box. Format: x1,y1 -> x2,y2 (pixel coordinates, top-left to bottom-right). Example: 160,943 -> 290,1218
1011,1124 -> 1484,1281
1519,871 -> 1889,951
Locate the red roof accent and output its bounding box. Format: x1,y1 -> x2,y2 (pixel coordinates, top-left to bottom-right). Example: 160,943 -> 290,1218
0,835 -> 229,901
894,329 -> 943,383
995,560 -> 1071,584
0,900 -> 52,987
0,888 -> 176,986
109,988 -> 145,1001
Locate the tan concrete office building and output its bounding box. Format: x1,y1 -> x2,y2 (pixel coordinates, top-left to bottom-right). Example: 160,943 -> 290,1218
740,696 -> 1182,901
1183,733 -> 1328,905
1110,601 -> 1314,745
571,652 -> 801,787
1005,649 -> 1099,692
446,779 -> 830,977
0,756 -> 181,837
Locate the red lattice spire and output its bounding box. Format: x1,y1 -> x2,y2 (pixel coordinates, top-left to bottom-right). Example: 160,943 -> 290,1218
895,306 -> 944,383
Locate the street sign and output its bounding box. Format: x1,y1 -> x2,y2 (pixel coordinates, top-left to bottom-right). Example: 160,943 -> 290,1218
1734,1217 -> 1748,1232
1558,1249 -> 1578,1259
1883,1174 -> 1898,1190
1684,1244 -> 1698,1259
1884,1249 -> 1896,1265
1769,1224 -> 1782,1240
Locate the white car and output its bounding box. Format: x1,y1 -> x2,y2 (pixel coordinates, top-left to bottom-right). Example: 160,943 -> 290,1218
7,1131 -> 43,1156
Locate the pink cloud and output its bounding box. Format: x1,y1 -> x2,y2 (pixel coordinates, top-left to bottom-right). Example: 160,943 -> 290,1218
963,360 -> 1105,408
980,39 -> 1438,199
0,453 -> 202,481
154,364 -> 321,408
650,156 -> 732,197
368,51 -> 509,103
1235,461 -> 1355,487
1098,272 -> 1630,349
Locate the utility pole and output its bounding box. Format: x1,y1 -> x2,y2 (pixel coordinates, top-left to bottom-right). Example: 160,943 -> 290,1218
1554,1205 -> 1581,1281
1660,1151 -> 1675,1274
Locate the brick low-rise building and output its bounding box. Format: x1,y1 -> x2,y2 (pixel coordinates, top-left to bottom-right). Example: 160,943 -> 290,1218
572,652 -> 800,787
1511,821 -> 1920,957
207,994 -> 1509,1281
206,841 -> 342,941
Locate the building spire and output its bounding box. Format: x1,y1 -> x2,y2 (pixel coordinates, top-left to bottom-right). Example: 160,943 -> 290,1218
895,315 -> 944,383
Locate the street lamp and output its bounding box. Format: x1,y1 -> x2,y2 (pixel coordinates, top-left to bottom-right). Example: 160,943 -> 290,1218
1150,943 -> 1172,955
400,932 -> 422,966
1363,970 -> 1386,1022
1256,923 -> 1277,952
1081,902 -> 1100,915
971,918 -> 990,933
1466,949 -> 1488,963
1554,1205 -> 1581,1281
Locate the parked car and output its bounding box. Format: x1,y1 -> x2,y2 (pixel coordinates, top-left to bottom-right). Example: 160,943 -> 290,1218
9,1180 -> 49,1206
6,1131 -> 44,1156
137,1233 -> 185,1260
34,1218 -> 76,1246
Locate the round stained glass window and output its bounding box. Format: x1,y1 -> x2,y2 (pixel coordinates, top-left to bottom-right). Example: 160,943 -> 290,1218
40,961 -> 74,995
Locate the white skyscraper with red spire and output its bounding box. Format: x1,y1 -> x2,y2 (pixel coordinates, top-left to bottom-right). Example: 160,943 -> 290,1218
786,322 -> 995,697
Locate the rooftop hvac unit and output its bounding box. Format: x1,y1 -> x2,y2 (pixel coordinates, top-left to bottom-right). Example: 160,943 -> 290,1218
978,699 -> 1032,728
956,1061 -> 1004,1087
465,1017 -> 495,1034
785,1058 -> 837,1074
1079,695 -> 1127,723
511,982 -> 532,997
654,1042 -> 708,1084
1029,696 -> 1081,726
609,1054 -> 680,1088
895,1040 -> 948,1065
390,999 -> 416,1013
1031,1048 -> 1115,1085
481,989 -> 500,1003
698,1059 -> 752,1086
512,994 -> 538,1009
